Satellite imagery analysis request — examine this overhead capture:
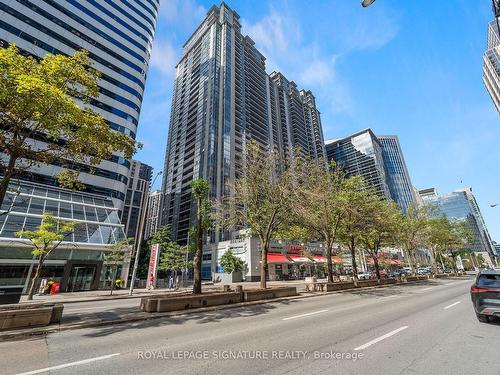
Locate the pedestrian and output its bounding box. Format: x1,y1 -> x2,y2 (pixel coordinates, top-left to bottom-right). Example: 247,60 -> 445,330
168,274 -> 174,290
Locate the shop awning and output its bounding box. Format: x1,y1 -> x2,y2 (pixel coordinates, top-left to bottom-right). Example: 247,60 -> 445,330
311,255 -> 327,263
332,256 -> 344,264
288,254 -> 313,263
267,253 -> 291,263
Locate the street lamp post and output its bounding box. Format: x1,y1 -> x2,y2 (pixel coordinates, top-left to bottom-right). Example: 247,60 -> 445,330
128,170 -> 162,295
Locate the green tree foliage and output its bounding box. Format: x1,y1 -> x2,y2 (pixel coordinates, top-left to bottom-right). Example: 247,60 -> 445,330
397,203 -> 430,274
293,159 -> 361,283
219,250 -> 245,274
217,142 -> 294,289
360,198 -> 401,281
103,238 -> 132,295
191,179 -> 212,294
15,213 -> 75,300
337,179 -> 373,280
0,44 -> 136,205
158,241 -> 191,275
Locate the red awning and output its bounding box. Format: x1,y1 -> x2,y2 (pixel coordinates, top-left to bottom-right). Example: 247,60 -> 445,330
267,253 -> 291,263
311,255 -> 327,263
288,254 -> 313,263
332,256 -> 344,264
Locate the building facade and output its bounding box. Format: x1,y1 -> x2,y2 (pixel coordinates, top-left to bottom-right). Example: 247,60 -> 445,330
0,0 -> 159,211
326,129 -> 417,213
161,3 -> 325,245
378,135 -> 417,213
0,180 -> 128,292
144,190 -> 162,240
120,160 -> 152,239
325,129 -> 391,199
483,19 -> 500,114
419,187 -> 496,264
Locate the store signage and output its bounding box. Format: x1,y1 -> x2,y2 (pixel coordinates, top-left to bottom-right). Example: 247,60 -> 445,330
146,243 -> 160,289
288,245 -> 304,253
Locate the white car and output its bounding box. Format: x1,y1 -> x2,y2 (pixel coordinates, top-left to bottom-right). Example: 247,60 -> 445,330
357,272 -> 371,280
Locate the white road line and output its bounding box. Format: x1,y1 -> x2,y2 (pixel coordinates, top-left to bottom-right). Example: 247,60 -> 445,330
15,353 -> 121,375
282,309 -> 329,321
443,301 -> 462,310
354,326 -> 409,351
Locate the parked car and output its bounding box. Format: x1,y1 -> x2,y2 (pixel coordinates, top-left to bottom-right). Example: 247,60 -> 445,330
370,270 -> 388,279
417,267 -> 431,275
357,272 -> 371,280
470,269 -> 500,323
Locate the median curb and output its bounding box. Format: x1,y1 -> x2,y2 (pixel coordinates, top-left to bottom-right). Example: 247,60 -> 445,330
0,275 -> 472,341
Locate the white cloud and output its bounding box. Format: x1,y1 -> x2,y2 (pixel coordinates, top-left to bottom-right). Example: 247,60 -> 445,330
149,40 -> 178,78
159,0 -> 205,29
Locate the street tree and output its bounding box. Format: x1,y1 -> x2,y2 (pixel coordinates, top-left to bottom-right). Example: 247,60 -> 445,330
15,213 -> 75,300
191,179 -> 212,294
337,179 -> 373,280
293,159 -> 357,283
217,142 -> 294,289
103,238 -> 132,295
0,44 -> 136,206
158,241 -> 191,285
361,197 -> 401,281
397,203 -> 429,275
219,249 -> 245,274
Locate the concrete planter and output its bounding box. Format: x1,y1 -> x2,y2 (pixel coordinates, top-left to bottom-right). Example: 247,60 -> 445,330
0,303 -> 64,331
141,292 -> 243,313
243,287 -> 297,301
324,282 -> 355,291
356,280 -> 380,288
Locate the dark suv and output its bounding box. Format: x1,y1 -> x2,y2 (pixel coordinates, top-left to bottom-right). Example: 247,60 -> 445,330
470,269 -> 500,323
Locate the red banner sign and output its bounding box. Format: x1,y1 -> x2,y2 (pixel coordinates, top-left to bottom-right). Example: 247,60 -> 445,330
146,244 -> 160,289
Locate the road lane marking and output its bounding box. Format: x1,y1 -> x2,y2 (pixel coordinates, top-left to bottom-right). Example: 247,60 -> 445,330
419,287 -> 433,292
443,301 -> 462,310
354,326 -> 409,351
282,309 -> 329,321
15,353 -> 121,375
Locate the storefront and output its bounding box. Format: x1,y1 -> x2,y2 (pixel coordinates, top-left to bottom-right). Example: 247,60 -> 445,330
267,252 -> 291,281
0,180 -> 129,294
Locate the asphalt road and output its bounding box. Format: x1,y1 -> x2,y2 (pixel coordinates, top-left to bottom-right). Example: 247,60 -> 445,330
2,277 -> 499,375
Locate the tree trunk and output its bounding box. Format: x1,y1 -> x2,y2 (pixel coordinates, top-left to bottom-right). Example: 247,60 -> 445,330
27,257 -> 44,301
439,252 -> 446,271
0,154 -> 18,209
326,243 -> 333,283
349,237 -> 358,280
260,238 -> 268,289
430,248 -> 438,274
192,197 -> 203,295
373,255 -> 381,281
110,265 -> 116,296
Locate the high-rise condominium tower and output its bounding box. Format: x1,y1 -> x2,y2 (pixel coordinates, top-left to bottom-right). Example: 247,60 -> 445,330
483,20 -> 500,114
0,0 -> 159,211
161,3 -> 325,243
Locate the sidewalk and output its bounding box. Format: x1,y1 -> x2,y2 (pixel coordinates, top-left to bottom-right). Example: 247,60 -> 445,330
19,280 -> 309,304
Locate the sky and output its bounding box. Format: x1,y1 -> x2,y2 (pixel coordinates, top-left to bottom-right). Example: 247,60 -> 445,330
136,0 -> 500,240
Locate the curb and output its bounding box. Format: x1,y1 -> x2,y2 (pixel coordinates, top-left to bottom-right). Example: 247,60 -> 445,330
0,276 -> 472,341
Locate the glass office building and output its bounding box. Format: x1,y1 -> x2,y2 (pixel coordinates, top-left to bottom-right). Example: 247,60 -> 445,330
325,129 -> 391,199
378,135 -> 417,213
0,180 -> 127,293
420,188 -> 496,263
0,0 -> 159,211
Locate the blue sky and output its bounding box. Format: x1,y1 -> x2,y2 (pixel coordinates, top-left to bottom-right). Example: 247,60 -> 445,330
136,0 -> 500,240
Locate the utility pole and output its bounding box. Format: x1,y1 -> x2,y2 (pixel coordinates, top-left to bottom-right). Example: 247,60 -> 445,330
128,170 -> 162,295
